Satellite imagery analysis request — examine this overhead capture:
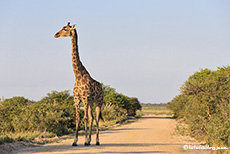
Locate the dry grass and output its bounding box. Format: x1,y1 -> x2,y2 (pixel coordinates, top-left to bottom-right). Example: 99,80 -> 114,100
136,106 -> 173,117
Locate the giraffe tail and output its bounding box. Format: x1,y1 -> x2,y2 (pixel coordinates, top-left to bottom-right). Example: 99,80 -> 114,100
99,111 -> 104,122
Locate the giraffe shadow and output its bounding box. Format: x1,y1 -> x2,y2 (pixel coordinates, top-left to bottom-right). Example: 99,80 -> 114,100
99,143 -> 185,147
99,128 -> 152,135
18,143 -> 173,154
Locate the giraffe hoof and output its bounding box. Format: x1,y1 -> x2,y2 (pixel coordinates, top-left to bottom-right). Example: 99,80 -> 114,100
84,142 -> 90,146
72,142 -> 78,146
96,142 -> 100,146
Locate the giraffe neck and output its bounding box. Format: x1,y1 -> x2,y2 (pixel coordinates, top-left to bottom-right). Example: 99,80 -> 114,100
70,29 -> 83,77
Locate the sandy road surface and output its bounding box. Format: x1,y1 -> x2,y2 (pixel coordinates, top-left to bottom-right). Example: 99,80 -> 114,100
14,115 -> 208,154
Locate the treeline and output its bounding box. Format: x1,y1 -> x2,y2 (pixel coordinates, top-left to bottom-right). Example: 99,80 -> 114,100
0,84 -> 141,143
167,66 -> 230,147
141,103 -> 167,108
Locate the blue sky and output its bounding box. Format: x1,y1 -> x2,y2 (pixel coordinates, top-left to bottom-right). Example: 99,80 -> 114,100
0,0 -> 230,103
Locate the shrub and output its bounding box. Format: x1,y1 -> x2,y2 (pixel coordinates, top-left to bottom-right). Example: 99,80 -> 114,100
0,85 -> 141,144
0,91 -> 83,137
167,94 -> 187,118
102,103 -> 128,122
126,97 -> 142,116
167,66 -> 230,147
0,96 -> 34,133
102,84 -> 141,116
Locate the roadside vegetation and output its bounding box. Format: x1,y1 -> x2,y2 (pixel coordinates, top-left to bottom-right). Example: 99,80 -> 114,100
0,84 -> 141,144
136,103 -> 173,117
167,66 -> 230,148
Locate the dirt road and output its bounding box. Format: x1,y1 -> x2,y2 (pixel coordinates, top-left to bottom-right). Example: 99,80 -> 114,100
14,115 -> 208,154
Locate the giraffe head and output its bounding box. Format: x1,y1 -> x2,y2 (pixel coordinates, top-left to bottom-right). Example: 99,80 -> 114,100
54,22 -> 76,38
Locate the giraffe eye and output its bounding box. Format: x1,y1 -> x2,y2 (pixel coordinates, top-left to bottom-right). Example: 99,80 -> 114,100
64,29 -> 67,31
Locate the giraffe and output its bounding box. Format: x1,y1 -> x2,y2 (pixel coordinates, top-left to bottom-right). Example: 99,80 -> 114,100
54,22 -> 104,146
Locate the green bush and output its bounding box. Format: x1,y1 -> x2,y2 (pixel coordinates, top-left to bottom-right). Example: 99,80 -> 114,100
102,84 -> 142,116
0,85 -> 141,144
127,97 -> 142,116
0,96 -> 34,133
167,94 -> 188,118
0,91 -> 83,138
37,90 -> 83,135
102,103 -> 128,122
0,136 -> 14,144
167,66 -> 230,147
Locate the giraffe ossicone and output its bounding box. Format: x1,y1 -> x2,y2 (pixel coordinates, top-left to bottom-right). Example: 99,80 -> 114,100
54,22 -> 104,146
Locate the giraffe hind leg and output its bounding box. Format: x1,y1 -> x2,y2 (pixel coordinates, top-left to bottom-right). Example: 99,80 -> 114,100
88,104 -> 94,145
95,105 -> 102,145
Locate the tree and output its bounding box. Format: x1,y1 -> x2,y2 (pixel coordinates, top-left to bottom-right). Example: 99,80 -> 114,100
102,84 -> 141,116
126,97 -> 142,116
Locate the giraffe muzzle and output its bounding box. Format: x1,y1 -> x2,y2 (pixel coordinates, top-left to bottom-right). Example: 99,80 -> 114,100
54,33 -> 60,38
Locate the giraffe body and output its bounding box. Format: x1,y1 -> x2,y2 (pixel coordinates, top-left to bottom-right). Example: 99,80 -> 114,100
55,22 -> 103,146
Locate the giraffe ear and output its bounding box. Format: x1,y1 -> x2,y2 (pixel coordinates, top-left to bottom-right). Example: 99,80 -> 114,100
72,24 -> 76,29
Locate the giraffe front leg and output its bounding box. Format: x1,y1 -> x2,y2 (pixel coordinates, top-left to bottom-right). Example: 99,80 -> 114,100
72,103 -> 80,146
88,104 -> 94,145
83,103 -> 90,146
